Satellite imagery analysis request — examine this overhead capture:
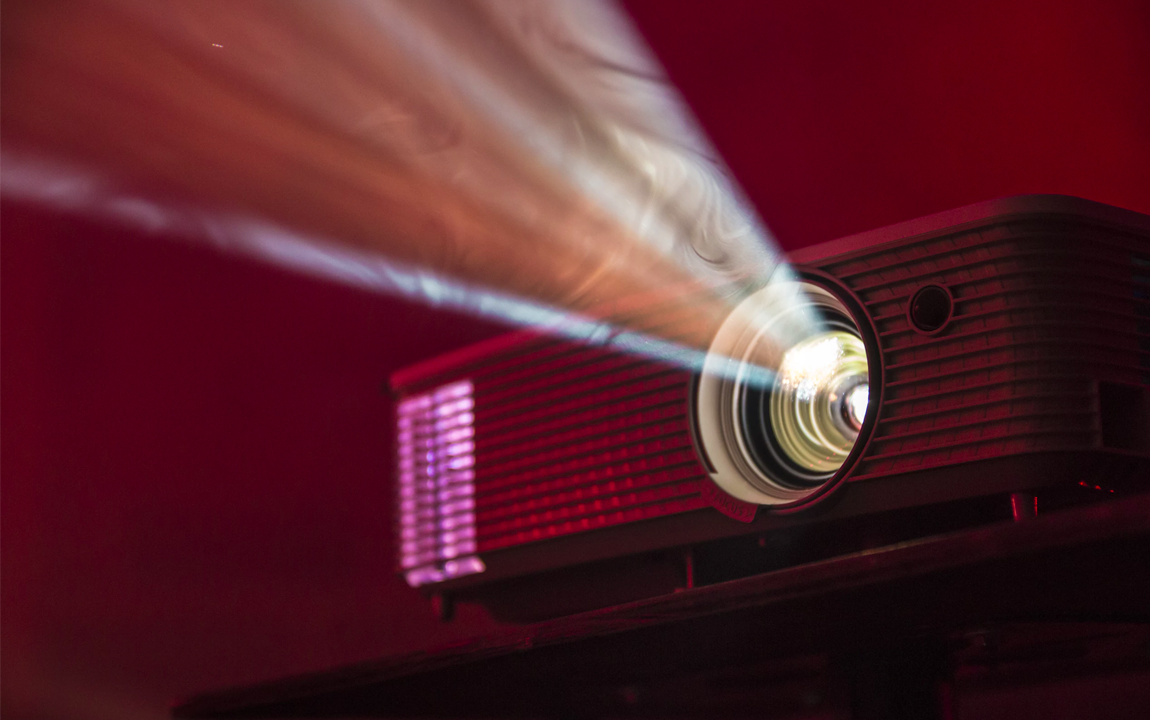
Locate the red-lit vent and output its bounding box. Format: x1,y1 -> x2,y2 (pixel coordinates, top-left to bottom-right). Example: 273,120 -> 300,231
396,380 -> 486,587
395,337 -> 710,558
821,221 -> 1150,480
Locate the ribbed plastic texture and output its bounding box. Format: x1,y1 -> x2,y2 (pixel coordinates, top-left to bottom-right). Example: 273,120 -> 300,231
817,219 -> 1150,480
394,338 -> 710,567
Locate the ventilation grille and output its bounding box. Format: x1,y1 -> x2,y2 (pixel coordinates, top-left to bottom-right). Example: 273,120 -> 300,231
820,221 -> 1150,480
396,381 -> 486,587
395,339 -> 709,565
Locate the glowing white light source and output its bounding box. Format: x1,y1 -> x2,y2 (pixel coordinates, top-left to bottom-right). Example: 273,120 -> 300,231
845,382 -> 869,430
778,335 -> 845,402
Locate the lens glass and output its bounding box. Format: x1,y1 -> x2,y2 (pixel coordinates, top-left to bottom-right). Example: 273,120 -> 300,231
770,330 -> 868,473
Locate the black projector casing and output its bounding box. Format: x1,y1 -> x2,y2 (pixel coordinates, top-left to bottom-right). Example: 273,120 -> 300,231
391,195 -> 1150,621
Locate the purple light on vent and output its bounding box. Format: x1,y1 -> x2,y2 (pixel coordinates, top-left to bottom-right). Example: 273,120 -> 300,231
396,379 -> 486,587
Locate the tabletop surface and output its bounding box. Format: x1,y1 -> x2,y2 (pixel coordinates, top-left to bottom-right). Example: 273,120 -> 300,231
175,494 -> 1150,718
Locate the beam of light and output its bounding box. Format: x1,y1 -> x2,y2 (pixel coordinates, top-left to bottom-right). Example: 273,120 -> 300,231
2,149 -> 782,384
2,0 -> 818,369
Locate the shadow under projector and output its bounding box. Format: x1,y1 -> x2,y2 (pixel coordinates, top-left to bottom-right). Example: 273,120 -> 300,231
391,195 -> 1150,622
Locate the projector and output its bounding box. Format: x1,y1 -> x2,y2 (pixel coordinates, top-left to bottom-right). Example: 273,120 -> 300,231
391,195 -> 1150,621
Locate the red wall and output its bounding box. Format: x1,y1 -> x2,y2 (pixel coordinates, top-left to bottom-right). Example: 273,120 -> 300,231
1,202 -> 511,717
4,1 -> 1150,717
627,0 -> 1150,248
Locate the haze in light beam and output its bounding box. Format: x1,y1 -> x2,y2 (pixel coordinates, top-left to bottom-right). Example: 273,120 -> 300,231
2,0 -> 816,362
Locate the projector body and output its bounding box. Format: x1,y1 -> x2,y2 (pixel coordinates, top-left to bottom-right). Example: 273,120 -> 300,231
392,196 -> 1150,620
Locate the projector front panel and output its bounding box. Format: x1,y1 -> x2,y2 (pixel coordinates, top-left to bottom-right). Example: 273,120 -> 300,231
810,217 -> 1150,481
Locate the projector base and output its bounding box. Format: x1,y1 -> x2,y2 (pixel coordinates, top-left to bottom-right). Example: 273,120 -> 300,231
175,494 -> 1150,719
460,464 -> 1143,623
843,639 -> 953,720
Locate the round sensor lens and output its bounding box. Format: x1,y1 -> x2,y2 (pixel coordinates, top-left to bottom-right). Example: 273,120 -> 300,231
909,285 -> 952,333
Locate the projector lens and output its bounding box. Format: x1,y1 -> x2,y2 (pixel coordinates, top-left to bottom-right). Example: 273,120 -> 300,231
695,277 -> 877,505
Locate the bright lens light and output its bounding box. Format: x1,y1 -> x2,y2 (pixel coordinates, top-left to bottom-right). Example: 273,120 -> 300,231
770,331 -> 869,473
845,382 -> 869,430
777,335 -> 847,402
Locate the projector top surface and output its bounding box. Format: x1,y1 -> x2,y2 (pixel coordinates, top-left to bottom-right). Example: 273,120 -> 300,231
788,194 -> 1150,266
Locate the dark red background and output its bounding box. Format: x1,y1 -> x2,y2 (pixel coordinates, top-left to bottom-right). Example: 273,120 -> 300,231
4,2 -> 1150,717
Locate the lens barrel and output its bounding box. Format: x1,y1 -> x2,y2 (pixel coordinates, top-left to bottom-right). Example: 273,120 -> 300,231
695,278 -> 876,506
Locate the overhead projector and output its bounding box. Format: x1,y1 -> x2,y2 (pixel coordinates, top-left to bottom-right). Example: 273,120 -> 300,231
391,195 -> 1150,621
